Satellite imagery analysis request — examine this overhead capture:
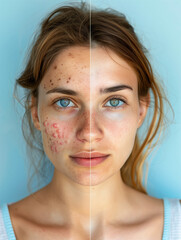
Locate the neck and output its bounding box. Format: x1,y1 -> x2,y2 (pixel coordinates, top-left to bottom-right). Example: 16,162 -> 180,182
45,169 -> 134,228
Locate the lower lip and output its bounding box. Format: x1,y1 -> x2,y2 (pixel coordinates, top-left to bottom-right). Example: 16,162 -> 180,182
70,155 -> 109,167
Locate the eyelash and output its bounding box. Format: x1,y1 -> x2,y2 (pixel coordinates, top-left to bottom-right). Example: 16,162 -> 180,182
53,96 -> 127,110
105,96 -> 127,109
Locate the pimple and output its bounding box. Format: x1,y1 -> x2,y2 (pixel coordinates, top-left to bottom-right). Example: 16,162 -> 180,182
43,120 -> 49,127
51,145 -> 57,152
52,133 -> 58,138
52,123 -> 58,128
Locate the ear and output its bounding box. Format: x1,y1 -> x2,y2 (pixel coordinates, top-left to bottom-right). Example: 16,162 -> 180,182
31,96 -> 41,131
137,93 -> 150,128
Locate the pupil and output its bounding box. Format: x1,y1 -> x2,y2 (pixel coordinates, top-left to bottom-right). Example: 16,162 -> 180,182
61,99 -> 70,107
110,99 -> 119,106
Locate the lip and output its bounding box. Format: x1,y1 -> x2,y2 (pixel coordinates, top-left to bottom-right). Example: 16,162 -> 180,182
69,151 -> 110,167
70,151 -> 109,158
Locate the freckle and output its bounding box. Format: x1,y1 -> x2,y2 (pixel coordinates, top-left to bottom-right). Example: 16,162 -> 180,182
54,65 -> 57,69
57,78 -> 61,81
51,83 -> 54,86
61,64 -> 63,66
66,80 -> 69,83
50,79 -> 52,82
52,123 -> 58,128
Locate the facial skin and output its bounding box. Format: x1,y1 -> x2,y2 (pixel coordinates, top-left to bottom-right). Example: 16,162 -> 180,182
29,46 -> 151,237
31,45 -> 148,187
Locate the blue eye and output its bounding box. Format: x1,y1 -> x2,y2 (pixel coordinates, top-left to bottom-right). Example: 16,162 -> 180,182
55,98 -> 75,108
105,98 -> 125,108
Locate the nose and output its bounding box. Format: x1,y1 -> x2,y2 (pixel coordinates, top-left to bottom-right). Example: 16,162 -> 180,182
76,111 -> 103,143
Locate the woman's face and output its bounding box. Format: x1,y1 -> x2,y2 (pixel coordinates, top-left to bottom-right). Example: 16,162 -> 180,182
31,46 -> 148,186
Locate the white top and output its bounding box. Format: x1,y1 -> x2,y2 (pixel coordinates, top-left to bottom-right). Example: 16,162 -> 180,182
0,198 -> 181,239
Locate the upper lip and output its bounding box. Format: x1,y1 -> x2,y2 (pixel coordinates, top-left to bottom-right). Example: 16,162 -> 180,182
70,152 -> 109,158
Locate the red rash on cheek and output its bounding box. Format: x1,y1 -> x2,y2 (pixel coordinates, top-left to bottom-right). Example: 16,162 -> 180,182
43,120 -> 68,153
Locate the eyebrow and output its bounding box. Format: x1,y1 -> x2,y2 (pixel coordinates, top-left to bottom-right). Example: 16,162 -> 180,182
100,84 -> 133,94
46,84 -> 133,96
46,88 -> 77,96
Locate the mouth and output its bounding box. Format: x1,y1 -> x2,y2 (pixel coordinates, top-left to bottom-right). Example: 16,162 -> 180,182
69,152 -> 110,167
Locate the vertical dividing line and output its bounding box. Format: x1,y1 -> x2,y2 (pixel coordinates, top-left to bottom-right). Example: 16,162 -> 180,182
89,0 -> 92,240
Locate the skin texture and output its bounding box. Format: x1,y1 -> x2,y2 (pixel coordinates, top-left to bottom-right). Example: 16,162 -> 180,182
32,46 -> 147,186
10,46 -> 164,240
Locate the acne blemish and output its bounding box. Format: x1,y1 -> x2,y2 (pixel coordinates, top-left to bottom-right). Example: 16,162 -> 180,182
52,123 -> 58,128
51,145 -> 57,153
52,133 -> 58,138
43,120 -> 49,127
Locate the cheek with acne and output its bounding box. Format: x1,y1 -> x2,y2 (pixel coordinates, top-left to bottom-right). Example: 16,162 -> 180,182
43,120 -> 69,153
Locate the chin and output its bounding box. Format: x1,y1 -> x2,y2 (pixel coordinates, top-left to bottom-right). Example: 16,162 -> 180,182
73,173 -> 106,186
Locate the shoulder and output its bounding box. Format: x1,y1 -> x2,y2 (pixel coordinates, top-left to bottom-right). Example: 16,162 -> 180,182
7,188 -> 51,239
8,187 -> 48,224
126,185 -> 164,217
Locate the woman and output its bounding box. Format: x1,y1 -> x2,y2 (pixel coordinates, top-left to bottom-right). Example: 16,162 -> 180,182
0,2 -> 180,240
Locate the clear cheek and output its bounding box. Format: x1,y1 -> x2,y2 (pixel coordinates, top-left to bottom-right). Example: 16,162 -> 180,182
103,110 -> 125,121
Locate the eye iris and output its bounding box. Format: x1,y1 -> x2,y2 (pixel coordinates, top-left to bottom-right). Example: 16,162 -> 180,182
110,99 -> 120,107
60,99 -> 70,107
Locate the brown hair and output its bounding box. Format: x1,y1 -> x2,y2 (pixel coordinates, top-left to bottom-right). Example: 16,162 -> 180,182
14,2 -> 172,194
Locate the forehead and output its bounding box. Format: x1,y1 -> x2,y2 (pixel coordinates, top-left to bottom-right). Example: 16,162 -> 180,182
40,46 -> 138,92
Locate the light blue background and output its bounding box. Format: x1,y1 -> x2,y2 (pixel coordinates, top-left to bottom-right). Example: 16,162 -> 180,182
0,0 -> 180,205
